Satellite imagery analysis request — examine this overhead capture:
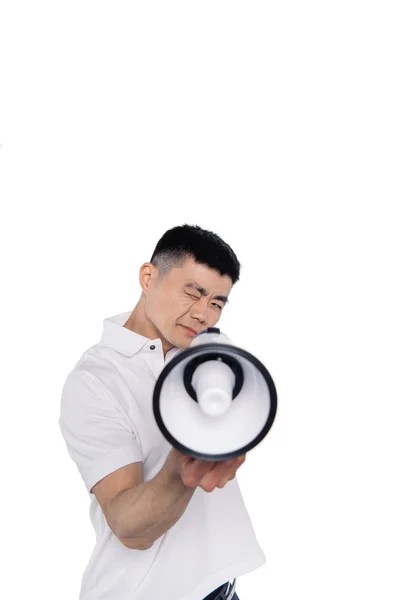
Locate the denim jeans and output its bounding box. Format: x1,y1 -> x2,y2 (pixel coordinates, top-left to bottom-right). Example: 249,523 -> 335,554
202,582 -> 240,600
202,593 -> 240,600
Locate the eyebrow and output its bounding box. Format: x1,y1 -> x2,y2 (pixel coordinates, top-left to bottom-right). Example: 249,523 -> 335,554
185,282 -> 229,305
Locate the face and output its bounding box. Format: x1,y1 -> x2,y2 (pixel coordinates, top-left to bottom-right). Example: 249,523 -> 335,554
141,257 -> 233,350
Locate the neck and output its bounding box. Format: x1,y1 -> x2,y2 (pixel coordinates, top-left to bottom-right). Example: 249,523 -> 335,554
123,294 -> 174,357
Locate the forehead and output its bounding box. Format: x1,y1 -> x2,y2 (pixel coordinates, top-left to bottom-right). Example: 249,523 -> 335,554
169,258 -> 232,294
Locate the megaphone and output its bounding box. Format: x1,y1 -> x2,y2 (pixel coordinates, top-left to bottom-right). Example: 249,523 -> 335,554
153,328 -> 277,461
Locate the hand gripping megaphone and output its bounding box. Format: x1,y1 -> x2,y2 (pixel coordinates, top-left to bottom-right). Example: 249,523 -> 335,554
153,328 -> 277,461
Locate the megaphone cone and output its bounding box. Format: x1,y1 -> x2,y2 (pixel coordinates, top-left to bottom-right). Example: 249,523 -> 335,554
153,328 -> 277,461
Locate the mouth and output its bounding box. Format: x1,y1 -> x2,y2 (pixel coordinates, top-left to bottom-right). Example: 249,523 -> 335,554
180,325 -> 198,336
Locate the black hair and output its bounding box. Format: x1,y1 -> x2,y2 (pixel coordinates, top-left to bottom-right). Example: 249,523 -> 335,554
149,224 -> 241,284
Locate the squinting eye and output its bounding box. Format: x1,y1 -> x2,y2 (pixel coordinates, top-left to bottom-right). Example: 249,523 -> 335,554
212,303 -> 223,310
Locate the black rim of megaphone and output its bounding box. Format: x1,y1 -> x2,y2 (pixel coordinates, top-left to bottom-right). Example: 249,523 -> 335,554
153,343 -> 278,462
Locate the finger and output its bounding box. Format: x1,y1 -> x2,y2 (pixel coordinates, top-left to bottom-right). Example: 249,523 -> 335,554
182,455 -> 245,489
199,463 -> 236,491
188,459 -> 217,476
216,476 -> 233,489
204,454 -> 247,487
182,460 -> 217,486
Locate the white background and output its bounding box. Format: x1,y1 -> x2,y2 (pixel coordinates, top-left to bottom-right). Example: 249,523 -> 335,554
1,1 -> 399,599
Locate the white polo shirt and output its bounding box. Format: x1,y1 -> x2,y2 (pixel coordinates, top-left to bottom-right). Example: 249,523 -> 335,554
59,311 -> 266,600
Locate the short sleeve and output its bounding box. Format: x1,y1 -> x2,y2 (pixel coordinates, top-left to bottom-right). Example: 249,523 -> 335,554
59,368 -> 143,494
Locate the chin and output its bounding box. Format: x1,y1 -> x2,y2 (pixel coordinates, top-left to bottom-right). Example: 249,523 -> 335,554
174,335 -> 191,349
180,340 -> 192,349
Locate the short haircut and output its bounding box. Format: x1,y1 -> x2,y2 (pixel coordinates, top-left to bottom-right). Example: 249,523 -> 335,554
149,224 -> 241,284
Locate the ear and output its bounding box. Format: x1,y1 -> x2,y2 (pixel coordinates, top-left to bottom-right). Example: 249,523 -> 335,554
139,262 -> 158,294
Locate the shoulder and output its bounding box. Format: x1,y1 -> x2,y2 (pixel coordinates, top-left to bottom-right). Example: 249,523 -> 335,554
61,344 -> 149,411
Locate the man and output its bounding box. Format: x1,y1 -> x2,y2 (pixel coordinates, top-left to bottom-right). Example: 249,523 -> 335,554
59,224 -> 266,600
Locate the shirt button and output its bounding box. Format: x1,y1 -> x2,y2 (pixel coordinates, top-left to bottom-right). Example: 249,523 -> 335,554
150,345 -> 156,350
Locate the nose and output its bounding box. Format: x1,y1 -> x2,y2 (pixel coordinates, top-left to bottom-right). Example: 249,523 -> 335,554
189,300 -> 208,325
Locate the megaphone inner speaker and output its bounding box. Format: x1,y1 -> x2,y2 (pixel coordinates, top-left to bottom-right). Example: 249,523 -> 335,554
183,352 -> 244,401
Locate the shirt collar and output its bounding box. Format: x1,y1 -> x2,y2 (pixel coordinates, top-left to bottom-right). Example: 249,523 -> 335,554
100,311 -> 181,363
